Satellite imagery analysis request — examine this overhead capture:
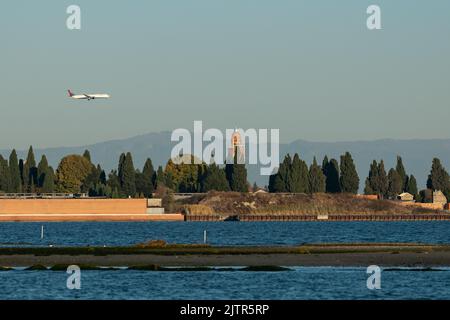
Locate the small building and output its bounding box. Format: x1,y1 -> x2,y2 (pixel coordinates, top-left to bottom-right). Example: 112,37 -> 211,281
146,198 -> 165,214
253,188 -> 268,194
432,190 -> 447,205
397,192 -> 414,202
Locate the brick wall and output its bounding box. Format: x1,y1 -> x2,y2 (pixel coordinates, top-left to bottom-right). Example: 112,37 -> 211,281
0,199 -> 147,214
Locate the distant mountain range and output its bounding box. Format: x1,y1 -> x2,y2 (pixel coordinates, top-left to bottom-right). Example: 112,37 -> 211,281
2,132 -> 450,191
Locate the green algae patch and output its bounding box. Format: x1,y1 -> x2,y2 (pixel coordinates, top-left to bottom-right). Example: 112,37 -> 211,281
159,266 -> 213,272
0,266 -> 13,271
49,264 -> 117,271
25,265 -> 48,271
128,264 -> 161,271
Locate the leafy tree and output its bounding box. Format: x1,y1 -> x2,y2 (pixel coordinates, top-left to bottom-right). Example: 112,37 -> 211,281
339,152 -> 359,194
8,150 -> 21,193
164,156 -> 206,192
82,164 -> 106,196
119,152 -> 136,197
56,155 -> 93,193
202,163 -> 230,192
387,168 -> 403,199
309,157 -> 326,193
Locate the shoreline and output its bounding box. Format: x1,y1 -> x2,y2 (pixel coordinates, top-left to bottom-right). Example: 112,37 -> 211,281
2,212 -> 450,222
3,244 -> 450,267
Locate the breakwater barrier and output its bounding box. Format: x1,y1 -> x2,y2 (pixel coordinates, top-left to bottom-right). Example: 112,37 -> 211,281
185,213 -> 450,222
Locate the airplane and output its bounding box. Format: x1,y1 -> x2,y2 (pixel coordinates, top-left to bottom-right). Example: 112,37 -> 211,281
67,89 -> 110,101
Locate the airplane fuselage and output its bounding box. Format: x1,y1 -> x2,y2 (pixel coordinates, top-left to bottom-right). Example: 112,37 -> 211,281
71,94 -> 110,100
68,90 -> 110,100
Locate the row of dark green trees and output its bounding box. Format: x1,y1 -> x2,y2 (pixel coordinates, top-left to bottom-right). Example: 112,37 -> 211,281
0,147 -> 248,198
1,146 -> 449,201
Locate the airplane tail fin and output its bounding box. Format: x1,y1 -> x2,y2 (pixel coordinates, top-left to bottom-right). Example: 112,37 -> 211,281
67,89 -> 74,97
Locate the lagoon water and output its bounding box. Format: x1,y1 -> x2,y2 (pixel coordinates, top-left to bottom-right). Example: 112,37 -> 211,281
1,221 -> 450,246
1,221 -> 450,299
0,267 -> 449,300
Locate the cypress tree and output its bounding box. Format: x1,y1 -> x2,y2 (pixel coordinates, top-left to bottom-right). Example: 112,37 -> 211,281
288,153 -> 304,193
377,160 -> 389,198
270,154 -> 290,192
117,153 -> 125,179
119,152 -> 136,197
37,155 -> 50,189
322,156 -> 329,177
83,150 -> 91,162
19,159 -> 24,188
41,166 -> 55,193
202,163 -> 230,192
406,174 -> 418,198
291,154 -> 310,193
324,158 -> 341,193
107,170 -> 121,196
0,156 -> 10,193
23,146 -> 37,192
134,170 -> 145,197
426,158 -> 450,197
387,168 -> 403,199
339,152 -> 359,194
155,166 -> 165,188
364,160 -> 378,195
225,148 -> 248,192
309,157 -> 326,193
8,149 -> 21,193
395,156 -> 407,191
141,158 -> 155,197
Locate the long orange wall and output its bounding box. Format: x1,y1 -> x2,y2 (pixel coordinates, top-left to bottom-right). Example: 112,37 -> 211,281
0,199 -> 147,215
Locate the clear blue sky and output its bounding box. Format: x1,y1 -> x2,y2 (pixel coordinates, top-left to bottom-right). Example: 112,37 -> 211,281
1,0 -> 449,149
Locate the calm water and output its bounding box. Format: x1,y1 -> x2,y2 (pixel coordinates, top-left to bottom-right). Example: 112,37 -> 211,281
0,221 -> 450,246
1,222 -> 450,299
0,267 -> 449,300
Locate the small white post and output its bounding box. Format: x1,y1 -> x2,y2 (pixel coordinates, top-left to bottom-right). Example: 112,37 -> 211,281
41,225 -> 44,239
203,230 -> 207,244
